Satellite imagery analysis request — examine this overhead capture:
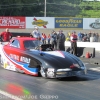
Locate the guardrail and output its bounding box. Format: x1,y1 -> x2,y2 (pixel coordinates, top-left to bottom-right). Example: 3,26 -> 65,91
65,41 -> 100,51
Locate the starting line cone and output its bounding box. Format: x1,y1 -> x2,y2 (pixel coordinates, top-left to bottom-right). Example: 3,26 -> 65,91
86,52 -> 90,58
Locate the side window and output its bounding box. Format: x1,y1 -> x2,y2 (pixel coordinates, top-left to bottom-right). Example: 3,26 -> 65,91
24,40 -> 35,49
10,40 -> 20,48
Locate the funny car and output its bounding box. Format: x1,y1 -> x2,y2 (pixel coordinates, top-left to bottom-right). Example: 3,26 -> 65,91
0,37 -> 87,78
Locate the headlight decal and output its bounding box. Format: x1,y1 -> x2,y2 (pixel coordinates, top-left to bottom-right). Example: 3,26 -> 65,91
47,68 -> 55,77
47,68 -> 55,72
57,68 -> 71,71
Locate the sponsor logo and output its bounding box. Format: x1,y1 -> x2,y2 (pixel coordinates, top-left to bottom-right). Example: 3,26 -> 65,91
4,63 -> 8,68
0,17 -> 25,28
32,18 -> 48,28
3,61 -> 10,68
10,54 -> 30,63
90,19 -> 100,29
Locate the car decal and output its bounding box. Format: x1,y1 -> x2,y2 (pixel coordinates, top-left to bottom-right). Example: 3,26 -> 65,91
12,59 -> 38,73
4,63 -> 8,68
2,48 -> 38,75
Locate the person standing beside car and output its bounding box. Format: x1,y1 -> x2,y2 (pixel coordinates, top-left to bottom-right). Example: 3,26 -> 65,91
0,28 -> 13,42
57,30 -> 65,51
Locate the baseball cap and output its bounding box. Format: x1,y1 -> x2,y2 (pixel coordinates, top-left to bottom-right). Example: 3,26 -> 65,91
34,26 -> 38,29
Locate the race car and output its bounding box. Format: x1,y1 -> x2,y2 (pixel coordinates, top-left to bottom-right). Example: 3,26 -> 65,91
0,37 -> 87,78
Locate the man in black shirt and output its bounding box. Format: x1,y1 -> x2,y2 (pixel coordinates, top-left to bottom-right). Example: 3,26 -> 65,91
57,30 -> 65,51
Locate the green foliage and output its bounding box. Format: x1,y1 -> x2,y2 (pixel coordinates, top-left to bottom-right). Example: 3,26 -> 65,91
0,0 -> 100,17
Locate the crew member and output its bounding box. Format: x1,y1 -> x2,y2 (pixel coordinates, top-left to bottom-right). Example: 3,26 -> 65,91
31,26 -> 41,40
70,31 -> 77,56
57,30 -> 65,51
0,28 -> 13,42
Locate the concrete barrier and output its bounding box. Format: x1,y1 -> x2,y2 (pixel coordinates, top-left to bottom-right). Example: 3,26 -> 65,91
65,41 -> 96,57
65,41 -> 100,51
65,46 -> 95,58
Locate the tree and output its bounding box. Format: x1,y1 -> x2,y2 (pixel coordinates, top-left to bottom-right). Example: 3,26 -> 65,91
0,0 -> 100,17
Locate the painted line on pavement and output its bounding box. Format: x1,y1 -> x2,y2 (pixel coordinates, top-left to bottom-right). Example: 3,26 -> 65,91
84,63 -> 89,64
89,67 -> 100,72
0,89 -> 23,100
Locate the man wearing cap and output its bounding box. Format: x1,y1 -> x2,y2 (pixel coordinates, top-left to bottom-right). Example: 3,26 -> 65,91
70,31 -> 77,56
0,28 -> 13,42
31,27 -> 41,40
51,30 -> 57,50
57,30 -> 65,51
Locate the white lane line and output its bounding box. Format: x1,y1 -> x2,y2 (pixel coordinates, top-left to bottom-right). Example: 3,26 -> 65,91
0,89 -> 23,100
89,67 -> 100,72
84,63 -> 89,65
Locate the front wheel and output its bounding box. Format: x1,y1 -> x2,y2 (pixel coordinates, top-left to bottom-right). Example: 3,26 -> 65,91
40,67 -> 46,78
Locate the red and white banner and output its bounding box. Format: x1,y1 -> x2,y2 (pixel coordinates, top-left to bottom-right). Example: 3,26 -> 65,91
0,17 -> 25,29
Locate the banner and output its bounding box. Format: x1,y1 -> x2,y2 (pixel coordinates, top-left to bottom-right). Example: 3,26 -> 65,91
26,17 -> 55,29
55,18 -> 83,29
0,17 -> 25,29
83,18 -> 100,29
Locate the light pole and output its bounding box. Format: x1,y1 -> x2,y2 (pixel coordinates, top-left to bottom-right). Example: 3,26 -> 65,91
44,0 -> 46,17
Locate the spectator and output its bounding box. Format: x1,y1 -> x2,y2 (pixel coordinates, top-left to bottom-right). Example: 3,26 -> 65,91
51,31 -> 57,50
93,32 -> 96,42
81,32 -> 84,41
87,33 -> 90,42
57,30 -> 65,51
47,34 -> 51,44
0,28 -> 13,42
66,31 -> 71,41
78,32 -> 82,41
96,33 -> 99,42
88,31 -> 92,37
70,31 -> 77,56
43,33 -> 47,44
82,33 -> 88,42
41,33 -> 45,44
90,32 -> 94,42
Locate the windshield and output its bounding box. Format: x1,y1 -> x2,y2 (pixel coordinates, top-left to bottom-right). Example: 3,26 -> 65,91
24,40 -> 42,49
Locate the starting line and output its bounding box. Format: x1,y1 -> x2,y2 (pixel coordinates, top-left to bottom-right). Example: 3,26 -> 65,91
89,67 -> 100,72
0,90 -> 23,100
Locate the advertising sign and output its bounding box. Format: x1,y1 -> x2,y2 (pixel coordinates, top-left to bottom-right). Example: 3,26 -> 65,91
26,17 -> 55,29
55,18 -> 83,29
0,17 -> 25,29
83,18 -> 100,29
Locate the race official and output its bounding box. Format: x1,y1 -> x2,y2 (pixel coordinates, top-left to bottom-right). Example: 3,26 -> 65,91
70,31 -> 77,56
0,28 -> 13,42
